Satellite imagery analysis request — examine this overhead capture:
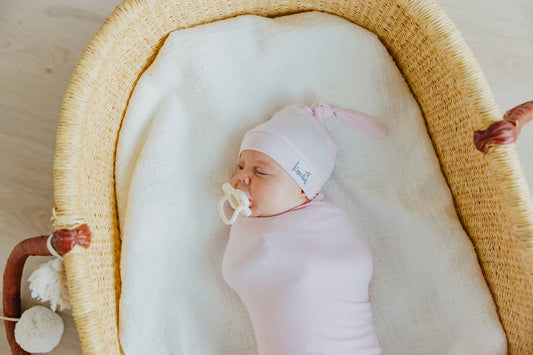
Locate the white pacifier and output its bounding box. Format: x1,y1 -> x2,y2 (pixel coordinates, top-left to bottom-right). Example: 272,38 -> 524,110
219,183 -> 252,225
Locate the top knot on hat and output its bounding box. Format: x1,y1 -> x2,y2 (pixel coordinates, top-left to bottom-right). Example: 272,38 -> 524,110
239,102 -> 388,200
310,102 -> 388,138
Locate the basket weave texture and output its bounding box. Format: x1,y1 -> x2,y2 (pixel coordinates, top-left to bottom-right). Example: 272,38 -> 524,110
52,0 -> 533,353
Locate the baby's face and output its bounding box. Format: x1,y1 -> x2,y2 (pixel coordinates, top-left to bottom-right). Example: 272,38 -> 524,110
232,150 -> 309,217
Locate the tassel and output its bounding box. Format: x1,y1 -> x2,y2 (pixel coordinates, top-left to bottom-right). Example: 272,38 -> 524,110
27,235 -> 71,312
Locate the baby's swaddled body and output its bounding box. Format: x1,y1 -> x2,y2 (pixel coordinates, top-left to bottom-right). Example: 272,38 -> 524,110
222,193 -> 381,355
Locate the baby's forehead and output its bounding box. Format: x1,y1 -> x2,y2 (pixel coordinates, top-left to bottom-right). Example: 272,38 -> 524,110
238,150 -> 277,167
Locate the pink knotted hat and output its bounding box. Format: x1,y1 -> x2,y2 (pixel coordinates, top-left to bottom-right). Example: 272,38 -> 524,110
239,102 -> 388,200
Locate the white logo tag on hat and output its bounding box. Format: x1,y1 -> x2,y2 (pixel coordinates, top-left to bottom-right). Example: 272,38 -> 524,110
292,161 -> 313,185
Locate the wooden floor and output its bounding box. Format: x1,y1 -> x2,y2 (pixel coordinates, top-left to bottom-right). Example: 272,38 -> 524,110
1,0 -> 532,354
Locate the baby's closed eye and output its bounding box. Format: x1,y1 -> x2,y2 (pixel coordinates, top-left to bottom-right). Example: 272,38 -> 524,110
237,163 -> 268,175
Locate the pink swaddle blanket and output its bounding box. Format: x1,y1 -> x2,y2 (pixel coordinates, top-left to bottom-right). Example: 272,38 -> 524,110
222,194 -> 382,355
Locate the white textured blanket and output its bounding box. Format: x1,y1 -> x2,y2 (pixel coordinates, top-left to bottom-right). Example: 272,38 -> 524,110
116,11 -> 506,355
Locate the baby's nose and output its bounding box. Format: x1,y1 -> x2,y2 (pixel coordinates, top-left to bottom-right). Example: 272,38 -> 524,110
232,169 -> 250,188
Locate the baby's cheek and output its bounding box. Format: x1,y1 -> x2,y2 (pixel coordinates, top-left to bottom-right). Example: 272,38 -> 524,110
252,192 -> 269,211
267,191 -> 287,210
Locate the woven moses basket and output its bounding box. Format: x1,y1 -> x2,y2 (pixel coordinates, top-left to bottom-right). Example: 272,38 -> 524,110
3,0 -> 533,354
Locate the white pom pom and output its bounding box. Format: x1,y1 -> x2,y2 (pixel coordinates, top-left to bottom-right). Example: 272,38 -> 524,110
28,258 -> 71,311
14,305 -> 64,353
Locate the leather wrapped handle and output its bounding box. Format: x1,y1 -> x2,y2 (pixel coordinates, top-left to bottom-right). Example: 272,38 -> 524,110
2,224 -> 91,355
474,100 -> 533,154
3,236 -> 50,355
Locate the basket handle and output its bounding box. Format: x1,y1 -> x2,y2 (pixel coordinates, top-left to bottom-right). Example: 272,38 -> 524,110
474,100 -> 533,154
3,235 -> 51,355
2,224 -> 91,355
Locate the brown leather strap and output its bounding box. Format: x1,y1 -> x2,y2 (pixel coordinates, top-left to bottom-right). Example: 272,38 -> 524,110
474,100 -> 533,154
2,224 -> 92,354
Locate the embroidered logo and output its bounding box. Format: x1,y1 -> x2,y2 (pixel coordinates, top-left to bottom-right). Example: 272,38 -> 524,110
292,161 -> 313,185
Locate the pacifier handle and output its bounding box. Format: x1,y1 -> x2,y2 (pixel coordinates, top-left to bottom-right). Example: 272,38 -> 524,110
219,197 -> 244,225
218,183 -> 251,225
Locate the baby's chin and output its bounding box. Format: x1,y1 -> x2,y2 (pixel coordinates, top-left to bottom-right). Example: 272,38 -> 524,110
248,204 -> 268,218
248,205 -> 261,218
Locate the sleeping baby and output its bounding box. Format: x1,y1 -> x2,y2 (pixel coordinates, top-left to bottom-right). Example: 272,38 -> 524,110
220,102 -> 387,355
